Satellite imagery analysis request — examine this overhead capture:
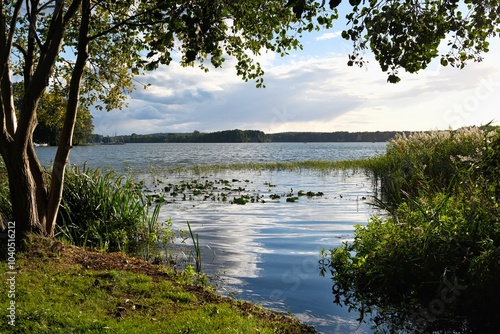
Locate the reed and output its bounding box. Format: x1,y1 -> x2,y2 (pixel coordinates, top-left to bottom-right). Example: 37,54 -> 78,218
56,165 -> 163,254
137,196 -> 171,261
362,126 -> 487,207
149,159 -> 371,176
186,221 -> 202,274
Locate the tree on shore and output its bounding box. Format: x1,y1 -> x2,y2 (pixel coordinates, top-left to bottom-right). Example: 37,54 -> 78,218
0,0 -> 336,240
31,92 -> 94,146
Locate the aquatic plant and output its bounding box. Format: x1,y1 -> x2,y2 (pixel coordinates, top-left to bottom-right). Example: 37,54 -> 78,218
361,126 -> 487,207
162,159 -> 370,176
186,221 -> 201,274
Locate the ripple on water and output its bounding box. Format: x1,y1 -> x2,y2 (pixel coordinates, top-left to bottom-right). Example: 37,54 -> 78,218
160,170 -> 379,334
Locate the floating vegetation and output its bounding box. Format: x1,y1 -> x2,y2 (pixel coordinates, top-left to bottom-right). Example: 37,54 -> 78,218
231,196 -> 249,205
298,190 -> 324,197
264,181 -> 277,187
142,174 -> 332,206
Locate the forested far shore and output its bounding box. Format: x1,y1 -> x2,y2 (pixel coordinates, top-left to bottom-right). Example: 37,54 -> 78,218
89,129 -> 411,144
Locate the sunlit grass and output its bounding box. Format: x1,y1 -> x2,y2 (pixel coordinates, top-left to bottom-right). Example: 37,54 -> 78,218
321,126 -> 500,332
0,235 -> 316,334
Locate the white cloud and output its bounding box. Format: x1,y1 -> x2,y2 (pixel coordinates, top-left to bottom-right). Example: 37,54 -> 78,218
92,37 -> 500,135
315,31 -> 342,41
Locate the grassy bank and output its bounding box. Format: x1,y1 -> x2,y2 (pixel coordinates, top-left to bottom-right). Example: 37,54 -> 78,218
1,235 -> 316,334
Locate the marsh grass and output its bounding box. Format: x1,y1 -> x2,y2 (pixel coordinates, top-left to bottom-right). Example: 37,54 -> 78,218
360,126 -> 486,207
186,221 -> 202,273
144,159 -> 369,176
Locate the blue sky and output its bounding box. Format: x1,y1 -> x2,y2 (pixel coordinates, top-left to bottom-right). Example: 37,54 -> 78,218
93,7 -> 500,136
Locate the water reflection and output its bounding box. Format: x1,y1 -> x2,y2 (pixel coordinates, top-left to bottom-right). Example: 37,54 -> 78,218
160,170 -> 378,333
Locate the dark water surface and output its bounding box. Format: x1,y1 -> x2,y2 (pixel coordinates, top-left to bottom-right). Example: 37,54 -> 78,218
36,142 -> 385,171
36,142 -> 386,333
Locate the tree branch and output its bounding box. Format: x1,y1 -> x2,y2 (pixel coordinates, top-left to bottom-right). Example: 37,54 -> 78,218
87,2 -> 181,41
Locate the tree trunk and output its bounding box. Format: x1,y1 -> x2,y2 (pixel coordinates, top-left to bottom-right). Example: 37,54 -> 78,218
5,143 -> 48,241
0,0 -> 88,241
45,0 -> 91,236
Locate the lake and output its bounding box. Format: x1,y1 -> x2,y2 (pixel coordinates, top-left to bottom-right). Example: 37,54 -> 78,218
36,142 -> 387,333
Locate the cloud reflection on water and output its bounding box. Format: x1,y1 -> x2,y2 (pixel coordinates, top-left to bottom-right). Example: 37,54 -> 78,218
160,170 -> 378,333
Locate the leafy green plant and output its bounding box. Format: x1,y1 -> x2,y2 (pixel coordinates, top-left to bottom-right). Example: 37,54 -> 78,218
363,127 -> 486,208
231,196 -> 249,205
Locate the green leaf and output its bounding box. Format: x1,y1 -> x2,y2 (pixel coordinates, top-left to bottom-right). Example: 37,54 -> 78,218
185,50 -> 197,63
329,0 -> 342,8
387,74 -> 401,84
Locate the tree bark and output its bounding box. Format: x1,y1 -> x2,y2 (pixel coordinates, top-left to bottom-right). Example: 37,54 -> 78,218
5,145 -> 48,239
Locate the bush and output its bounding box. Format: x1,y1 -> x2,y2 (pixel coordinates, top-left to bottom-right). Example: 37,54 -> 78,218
323,127 -> 500,332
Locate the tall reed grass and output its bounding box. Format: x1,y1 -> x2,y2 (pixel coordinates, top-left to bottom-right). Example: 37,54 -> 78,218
57,165 -> 165,255
361,126 -> 486,207
158,160 -> 370,176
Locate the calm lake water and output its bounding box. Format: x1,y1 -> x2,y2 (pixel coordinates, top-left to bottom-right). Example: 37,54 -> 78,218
36,142 -> 387,333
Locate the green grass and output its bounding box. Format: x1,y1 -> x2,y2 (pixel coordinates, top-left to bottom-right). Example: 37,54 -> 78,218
358,126 -> 487,207
0,235 -> 317,334
57,165 -> 151,253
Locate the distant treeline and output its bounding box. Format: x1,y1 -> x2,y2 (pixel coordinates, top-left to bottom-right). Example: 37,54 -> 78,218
90,129 -> 409,144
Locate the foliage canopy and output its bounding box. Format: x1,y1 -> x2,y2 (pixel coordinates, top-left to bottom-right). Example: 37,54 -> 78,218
327,0 -> 500,82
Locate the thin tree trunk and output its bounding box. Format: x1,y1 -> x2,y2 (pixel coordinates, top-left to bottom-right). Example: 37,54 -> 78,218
45,0 -> 90,236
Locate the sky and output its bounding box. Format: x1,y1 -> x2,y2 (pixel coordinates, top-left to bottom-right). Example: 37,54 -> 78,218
92,6 -> 500,136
